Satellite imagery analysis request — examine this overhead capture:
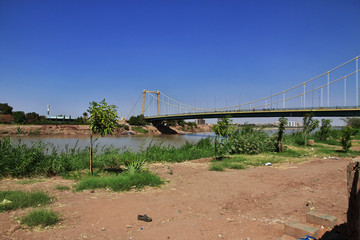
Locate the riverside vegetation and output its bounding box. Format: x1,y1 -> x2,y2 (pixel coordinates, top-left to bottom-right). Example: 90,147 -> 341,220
1,116 -> 360,228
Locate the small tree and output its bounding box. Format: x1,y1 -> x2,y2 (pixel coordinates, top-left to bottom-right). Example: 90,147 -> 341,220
303,113 -> 319,145
88,99 -> 119,175
0,103 -> 13,114
25,112 -> 40,123
319,119 -> 332,140
212,116 -> 233,159
13,111 -> 26,124
212,116 -> 232,138
276,117 -> 288,152
341,126 -> 358,152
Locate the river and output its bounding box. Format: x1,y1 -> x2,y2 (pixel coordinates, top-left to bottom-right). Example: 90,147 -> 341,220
10,132 -> 216,152
9,129 -> 306,153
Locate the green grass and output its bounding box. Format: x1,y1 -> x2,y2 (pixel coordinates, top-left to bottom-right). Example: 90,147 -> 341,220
131,127 -> 148,133
16,179 -> 44,184
209,148 -> 308,171
76,171 -> 164,191
0,191 -> 52,212
55,185 -> 70,191
0,137 -> 214,178
21,209 -> 60,227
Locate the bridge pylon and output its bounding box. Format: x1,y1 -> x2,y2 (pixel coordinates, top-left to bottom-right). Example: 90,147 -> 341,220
142,89 -> 160,116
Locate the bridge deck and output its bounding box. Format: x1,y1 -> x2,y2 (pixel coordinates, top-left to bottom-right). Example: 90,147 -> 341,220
145,107 -> 360,122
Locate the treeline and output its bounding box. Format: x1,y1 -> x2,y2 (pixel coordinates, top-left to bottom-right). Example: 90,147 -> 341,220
0,103 -> 87,125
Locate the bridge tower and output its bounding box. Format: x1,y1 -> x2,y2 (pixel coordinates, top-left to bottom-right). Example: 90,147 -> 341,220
142,90 -> 160,116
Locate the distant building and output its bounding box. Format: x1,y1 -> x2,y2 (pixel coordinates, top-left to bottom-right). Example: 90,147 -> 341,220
274,120 -> 301,127
195,119 -> 206,125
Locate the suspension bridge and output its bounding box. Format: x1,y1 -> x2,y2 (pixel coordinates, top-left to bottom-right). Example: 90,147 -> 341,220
129,56 -> 360,122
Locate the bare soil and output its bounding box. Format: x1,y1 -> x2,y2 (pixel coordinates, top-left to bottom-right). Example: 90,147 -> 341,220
0,157 -> 351,240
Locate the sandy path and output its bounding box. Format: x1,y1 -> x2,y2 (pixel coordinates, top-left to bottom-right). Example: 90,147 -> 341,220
0,157 -> 350,239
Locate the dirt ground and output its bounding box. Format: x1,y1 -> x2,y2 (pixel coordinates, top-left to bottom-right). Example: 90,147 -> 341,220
0,157 -> 351,240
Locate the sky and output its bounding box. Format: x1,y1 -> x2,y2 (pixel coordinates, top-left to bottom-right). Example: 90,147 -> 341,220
0,0 -> 359,125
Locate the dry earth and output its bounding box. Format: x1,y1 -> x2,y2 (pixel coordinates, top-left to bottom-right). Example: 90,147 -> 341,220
0,157 -> 351,240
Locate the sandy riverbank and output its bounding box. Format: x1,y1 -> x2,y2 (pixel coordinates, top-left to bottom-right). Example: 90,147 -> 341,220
0,124 -> 213,137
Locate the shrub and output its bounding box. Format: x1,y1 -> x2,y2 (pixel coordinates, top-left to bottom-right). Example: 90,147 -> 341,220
341,126 -> 358,152
222,125 -> 275,155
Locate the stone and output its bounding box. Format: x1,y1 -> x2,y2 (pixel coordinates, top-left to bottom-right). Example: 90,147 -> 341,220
306,211 -> 338,228
308,140 -> 315,146
284,221 -> 320,239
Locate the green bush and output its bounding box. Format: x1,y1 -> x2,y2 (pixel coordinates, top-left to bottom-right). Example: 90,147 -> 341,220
221,125 -> 275,155
21,209 -> 60,227
128,114 -> 147,126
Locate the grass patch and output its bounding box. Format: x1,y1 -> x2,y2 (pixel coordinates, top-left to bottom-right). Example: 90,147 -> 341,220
21,209 -> 60,227
209,148 -> 309,171
209,163 -> 225,171
16,179 -> 44,185
55,185 -> 70,191
0,191 -> 51,212
131,127 -> 148,134
76,171 -> 164,191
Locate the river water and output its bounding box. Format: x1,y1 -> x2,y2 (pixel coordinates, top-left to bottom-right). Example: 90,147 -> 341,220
9,129 -> 305,153
10,132 -> 216,152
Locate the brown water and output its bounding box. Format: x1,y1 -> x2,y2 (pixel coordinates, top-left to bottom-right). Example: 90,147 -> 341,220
11,133 -> 215,152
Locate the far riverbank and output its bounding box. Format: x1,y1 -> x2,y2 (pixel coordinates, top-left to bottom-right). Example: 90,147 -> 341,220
0,124 -> 213,137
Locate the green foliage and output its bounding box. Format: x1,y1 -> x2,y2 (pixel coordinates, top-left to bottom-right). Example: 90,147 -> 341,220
303,113 -> 319,145
0,136 -> 214,178
212,116 -> 232,137
13,111 -> 26,124
209,163 -> 225,171
0,103 -> 13,114
221,125 -> 275,155
26,112 -> 40,123
276,117 -> 288,152
342,117 -> 360,129
125,156 -> 146,175
341,126 -> 358,152
75,171 -> 164,191
21,209 -> 60,227
284,131 -> 306,145
131,126 -> 148,133
128,114 -> 147,126
88,99 -> 119,175
88,99 -> 119,137
319,119 -> 332,140
0,191 -> 51,212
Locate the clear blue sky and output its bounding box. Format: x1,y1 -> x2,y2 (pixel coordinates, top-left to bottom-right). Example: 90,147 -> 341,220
1,0 -> 359,124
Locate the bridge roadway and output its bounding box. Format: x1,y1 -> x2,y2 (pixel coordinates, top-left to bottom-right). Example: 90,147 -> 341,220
144,107 -> 360,122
